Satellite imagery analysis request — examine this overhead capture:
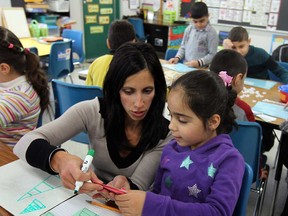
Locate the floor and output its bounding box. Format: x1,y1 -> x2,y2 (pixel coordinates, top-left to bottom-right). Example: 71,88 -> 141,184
44,63 -> 288,216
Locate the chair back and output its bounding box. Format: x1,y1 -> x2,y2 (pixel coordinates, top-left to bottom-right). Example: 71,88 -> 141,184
233,163 -> 253,216
51,79 -> 103,143
62,29 -> 85,64
272,44 -> 288,62
47,40 -> 74,81
164,48 -> 183,63
229,121 -> 262,183
29,47 -> 38,55
127,17 -> 146,42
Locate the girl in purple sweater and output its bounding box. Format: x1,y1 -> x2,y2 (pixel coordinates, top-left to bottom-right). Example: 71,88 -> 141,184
115,70 -> 245,216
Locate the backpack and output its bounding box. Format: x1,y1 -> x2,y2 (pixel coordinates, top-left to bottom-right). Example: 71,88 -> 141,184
272,44 -> 288,62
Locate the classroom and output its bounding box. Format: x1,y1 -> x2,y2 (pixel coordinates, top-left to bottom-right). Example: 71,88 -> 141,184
0,0 -> 288,216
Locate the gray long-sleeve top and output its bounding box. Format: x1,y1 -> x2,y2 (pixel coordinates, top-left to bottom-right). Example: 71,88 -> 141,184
176,23 -> 218,67
13,98 -> 172,191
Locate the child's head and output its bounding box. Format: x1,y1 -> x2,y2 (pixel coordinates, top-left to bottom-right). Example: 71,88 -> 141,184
228,26 -> 251,57
168,70 -> 236,149
0,26 -> 49,112
210,49 -> 247,94
107,20 -> 136,53
190,2 -> 209,30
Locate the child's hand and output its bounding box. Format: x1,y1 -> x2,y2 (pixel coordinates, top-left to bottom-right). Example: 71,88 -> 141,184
115,190 -> 146,216
168,57 -> 179,64
185,60 -> 199,68
223,39 -> 233,49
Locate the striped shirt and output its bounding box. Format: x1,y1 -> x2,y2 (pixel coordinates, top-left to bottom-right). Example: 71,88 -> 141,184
0,76 -> 40,146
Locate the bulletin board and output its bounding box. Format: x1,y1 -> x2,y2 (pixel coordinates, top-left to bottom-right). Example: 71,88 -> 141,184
180,0 -> 288,31
2,7 -> 30,38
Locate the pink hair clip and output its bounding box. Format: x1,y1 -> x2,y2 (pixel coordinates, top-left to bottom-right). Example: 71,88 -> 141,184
219,71 -> 233,87
24,48 -> 30,55
8,43 -> 14,48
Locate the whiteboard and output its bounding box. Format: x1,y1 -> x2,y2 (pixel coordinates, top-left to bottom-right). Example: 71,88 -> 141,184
2,7 -> 30,38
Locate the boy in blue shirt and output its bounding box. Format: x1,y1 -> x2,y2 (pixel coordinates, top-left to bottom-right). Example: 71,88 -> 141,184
223,26 -> 288,84
169,2 -> 218,67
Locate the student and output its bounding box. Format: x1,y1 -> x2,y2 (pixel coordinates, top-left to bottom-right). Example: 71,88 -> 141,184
210,49 -> 269,178
85,20 -> 136,87
223,26 -> 288,84
0,26 -> 49,146
210,49 -> 253,121
115,70 -> 245,216
13,42 -> 172,196
224,27 -> 282,153
168,2 -> 218,67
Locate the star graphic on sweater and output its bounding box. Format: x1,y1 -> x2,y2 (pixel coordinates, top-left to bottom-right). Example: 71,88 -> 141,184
188,184 -> 201,198
208,163 -> 217,178
180,156 -> 193,170
165,175 -> 173,189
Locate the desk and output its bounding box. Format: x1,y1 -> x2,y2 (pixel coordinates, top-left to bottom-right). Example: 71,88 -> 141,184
20,38 -> 51,56
239,82 -> 284,126
0,143 -> 18,216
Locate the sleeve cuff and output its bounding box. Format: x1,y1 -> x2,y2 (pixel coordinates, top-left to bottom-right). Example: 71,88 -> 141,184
26,139 -> 65,175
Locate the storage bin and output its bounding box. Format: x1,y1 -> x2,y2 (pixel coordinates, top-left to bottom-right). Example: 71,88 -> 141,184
163,11 -> 176,24
48,25 -> 60,36
47,0 -> 69,12
35,14 -> 58,26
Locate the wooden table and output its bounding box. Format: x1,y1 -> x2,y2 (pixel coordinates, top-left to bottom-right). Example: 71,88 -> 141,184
239,81 -> 284,127
0,143 -> 18,216
20,38 -> 52,56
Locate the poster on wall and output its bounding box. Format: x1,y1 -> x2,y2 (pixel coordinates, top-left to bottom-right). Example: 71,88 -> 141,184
129,0 -> 140,9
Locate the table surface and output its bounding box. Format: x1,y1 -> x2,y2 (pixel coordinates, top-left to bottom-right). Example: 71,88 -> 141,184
0,143 -> 18,215
20,38 -> 52,56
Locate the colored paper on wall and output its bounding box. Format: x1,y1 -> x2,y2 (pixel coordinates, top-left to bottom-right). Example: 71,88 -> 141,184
88,4 -> 99,13
90,26 -> 104,34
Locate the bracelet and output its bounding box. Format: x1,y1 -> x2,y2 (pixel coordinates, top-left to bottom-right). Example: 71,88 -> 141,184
48,147 -> 67,174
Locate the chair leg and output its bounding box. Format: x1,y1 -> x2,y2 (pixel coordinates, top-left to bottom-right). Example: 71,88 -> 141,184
272,130 -> 281,168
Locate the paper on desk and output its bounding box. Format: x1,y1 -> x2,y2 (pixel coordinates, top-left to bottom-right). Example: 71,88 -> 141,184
162,63 -> 197,73
0,160 -> 73,216
252,101 -> 288,120
78,69 -> 88,75
244,77 -> 277,89
42,193 -> 121,216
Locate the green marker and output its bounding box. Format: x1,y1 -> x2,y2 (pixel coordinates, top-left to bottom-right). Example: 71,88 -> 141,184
74,149 -> 95,194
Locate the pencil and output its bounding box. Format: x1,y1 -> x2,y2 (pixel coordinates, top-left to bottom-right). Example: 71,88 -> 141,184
86,200 -> 121,213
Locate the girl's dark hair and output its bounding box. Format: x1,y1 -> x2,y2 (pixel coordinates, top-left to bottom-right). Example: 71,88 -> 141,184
210,49 -> 248,78
103,42 -> 167,150
0,27 -> 49,113
228,26 -> 249,42
171,70 -> 237,134
191,2 -> 208,19
108,20 -> 136,52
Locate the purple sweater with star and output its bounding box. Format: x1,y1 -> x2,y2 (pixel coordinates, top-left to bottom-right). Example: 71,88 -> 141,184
143,134 -> 245,216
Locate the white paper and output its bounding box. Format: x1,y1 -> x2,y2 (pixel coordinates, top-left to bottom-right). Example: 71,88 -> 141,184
0,160 -> 73,216
43,193 -> 122,216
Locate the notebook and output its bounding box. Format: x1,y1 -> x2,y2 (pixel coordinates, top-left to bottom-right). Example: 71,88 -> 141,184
162,63 -> 197,73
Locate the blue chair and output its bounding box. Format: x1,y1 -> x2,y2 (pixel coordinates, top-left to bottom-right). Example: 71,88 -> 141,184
29,47 -> 38,55
42,40 -> 74,83
164,48 -> 183,63
127,17 -> 147,42
229,121 -> 266,216
51,79 -> 103,144
62,29 -> 85,65
233,163 -> 254,216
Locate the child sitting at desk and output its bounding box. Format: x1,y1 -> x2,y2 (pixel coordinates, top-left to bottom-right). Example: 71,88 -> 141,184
223,26 -> 288,84
115,70 -> 245,216
223,26 -> 284,154
85,20 -> 136,87
168,2 -> 218,68
0,26 -> 49,146
210,49 -> 270,178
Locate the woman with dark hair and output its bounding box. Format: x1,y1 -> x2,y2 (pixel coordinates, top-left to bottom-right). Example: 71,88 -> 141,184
0,26 -> 49,146
14,42 -> 172,198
